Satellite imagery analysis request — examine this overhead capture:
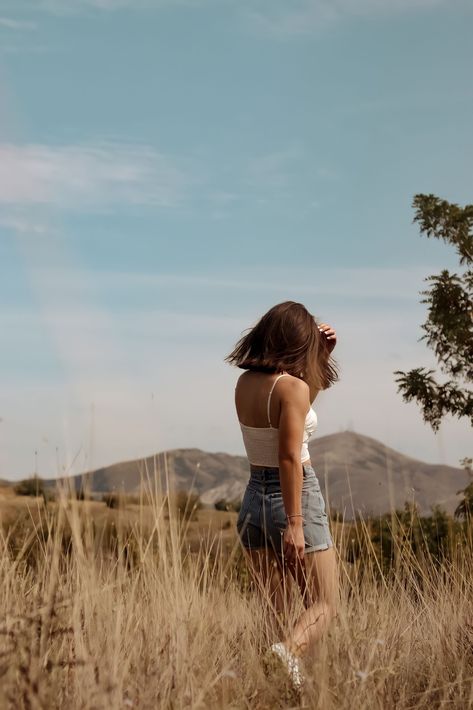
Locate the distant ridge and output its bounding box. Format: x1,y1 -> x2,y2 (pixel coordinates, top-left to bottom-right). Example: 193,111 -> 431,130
305,430 -> 468,519
5,431 -> 469,520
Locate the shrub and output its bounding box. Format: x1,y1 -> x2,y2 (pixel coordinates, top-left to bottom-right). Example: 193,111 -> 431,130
329,507 -> 344,523
42,488 -> 56,503
102,492 -> 145,508
353,500 -> 465,577
214,498 -> 241,513
13,475 -> 45,497
174,490 -> 202,521
102,492 -> 125,509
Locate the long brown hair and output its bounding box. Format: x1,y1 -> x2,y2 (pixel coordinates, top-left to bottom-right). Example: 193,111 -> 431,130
224,301 -> 339,402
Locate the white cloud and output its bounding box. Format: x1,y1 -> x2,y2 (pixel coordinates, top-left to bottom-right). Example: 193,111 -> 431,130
0,216 -> 49,234
8,0 -> 213,15
0,16 -> 36,29
0,142 -> 190,209
0,0 -> 458,27
246,148 -> 300,189
8,263 -> 440,302
240,147 -> 337,199
245,0 -> 454,37
0,44 -> 51,54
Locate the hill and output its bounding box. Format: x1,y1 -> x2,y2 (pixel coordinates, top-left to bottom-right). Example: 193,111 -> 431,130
307,431 -> 469,519
6,431 -> 470,520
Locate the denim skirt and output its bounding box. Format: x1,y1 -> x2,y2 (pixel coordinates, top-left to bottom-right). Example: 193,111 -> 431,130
236,463 -> 333,557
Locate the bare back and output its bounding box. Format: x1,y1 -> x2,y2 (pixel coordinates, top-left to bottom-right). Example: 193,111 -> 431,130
235,370 -> 310,429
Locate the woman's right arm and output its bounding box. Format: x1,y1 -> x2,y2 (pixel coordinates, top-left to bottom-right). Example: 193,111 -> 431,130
277,377 -> 311,567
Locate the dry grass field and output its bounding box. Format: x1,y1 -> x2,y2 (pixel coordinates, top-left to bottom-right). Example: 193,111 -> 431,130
0,470 -> 472,710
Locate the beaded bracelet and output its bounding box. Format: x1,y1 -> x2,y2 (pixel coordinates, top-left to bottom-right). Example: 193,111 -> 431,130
286,513 -> 305,522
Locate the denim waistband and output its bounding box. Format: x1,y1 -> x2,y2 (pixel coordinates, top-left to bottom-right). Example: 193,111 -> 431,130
249,463 -> 315,482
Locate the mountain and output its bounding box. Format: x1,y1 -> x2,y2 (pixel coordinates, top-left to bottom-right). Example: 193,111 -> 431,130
307,431 -> 469,519
21,431 -> 466,520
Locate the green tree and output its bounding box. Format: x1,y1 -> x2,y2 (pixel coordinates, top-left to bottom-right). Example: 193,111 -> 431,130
394,194 -> 472,429
394,194 -> 472,520
394,194 -> 472,431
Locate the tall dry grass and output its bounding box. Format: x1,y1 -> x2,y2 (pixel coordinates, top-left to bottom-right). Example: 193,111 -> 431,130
0,455 -> 472,709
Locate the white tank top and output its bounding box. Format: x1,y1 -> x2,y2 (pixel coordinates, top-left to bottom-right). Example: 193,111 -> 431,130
237,373 -> 317,466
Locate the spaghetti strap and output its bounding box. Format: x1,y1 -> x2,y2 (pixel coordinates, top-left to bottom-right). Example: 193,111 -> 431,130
267,373 -> 290,427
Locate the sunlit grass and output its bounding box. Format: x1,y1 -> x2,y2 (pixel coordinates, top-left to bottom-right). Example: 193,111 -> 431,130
0,454 -> 472,709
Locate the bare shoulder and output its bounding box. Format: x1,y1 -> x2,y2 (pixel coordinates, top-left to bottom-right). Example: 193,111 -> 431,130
235,370 -> 250,391
235,370 -> 247,386
278,374 -> 310,401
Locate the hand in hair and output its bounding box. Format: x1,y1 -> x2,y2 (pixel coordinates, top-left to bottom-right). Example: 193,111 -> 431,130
318,323 -> 337,353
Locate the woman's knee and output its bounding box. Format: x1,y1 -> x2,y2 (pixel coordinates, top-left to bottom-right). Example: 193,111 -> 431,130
310,598 -> 338,622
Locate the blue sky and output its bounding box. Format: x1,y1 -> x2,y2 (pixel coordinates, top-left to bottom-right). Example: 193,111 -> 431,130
0,0 -> 472,479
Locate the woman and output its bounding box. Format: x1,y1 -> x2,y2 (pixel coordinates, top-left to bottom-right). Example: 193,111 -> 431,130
224,300 -> 340,690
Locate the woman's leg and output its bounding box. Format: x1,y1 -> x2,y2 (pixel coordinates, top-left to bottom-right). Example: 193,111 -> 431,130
282,546 -> 339,658
243,546 -> 294,620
